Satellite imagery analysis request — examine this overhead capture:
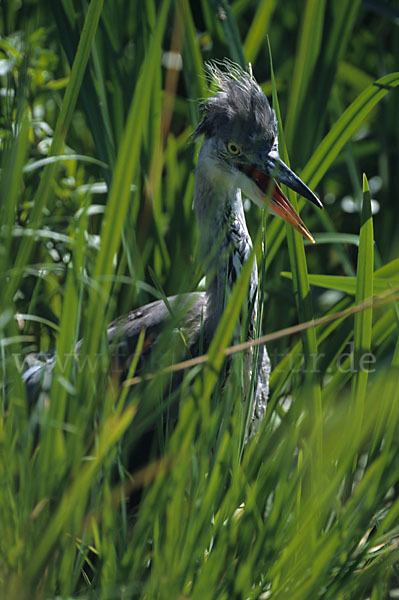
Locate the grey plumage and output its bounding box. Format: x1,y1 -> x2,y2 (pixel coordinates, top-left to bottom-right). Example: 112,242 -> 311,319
24,60 -> 322,436
194,62 -> 277,147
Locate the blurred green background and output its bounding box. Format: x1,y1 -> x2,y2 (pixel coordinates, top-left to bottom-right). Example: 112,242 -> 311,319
0,1 -> 398,598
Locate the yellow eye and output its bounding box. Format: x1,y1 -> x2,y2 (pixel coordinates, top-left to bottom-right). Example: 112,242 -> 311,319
226,141 -> 241,155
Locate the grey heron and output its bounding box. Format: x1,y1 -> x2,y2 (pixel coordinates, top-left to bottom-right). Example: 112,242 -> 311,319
24,61 -> 322,436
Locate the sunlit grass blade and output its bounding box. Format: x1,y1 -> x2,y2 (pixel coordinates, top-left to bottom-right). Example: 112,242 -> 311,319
0,115 -> 29,230
303,72 -> 399,188
351,174 -> 374,427
269,294 -> 354,403
310,232 -> 361,246
243,0 -> 277,64
265,379 -> 397,598
0,115 -> 29,276
281,273 -> 398,295
191,226 -> 263,433
23,406 -> 136,587
36,207 -> 89,495
369,338 -> 399,459
79,0 -> 171,369
263,72 -> 399,274
268,41 -> 322,444
323,307 -> 396,397
180,0 -> 207,117
282,258 -> 399,295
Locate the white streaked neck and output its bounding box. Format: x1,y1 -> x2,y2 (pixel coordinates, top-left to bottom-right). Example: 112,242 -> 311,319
193,140 -> 258,335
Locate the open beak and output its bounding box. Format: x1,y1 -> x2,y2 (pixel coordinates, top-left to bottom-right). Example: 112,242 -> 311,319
238,155 -> 322,244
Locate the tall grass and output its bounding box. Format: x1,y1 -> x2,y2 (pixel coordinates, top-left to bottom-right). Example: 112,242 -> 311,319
0,1 -> 398,598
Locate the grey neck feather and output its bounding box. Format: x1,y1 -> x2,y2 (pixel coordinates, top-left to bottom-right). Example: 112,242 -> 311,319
193,140 -> 258,341
193,138 -> 270,434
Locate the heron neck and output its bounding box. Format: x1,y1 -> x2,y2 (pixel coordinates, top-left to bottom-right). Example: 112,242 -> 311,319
194,149 -> 258,336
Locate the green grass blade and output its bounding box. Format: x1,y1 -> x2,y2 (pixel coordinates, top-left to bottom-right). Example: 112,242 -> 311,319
302,72 -> 399,188
295,0 -> 361,160
6,0 -> 105,303
80,0 -> 171,365
23,154 -> 109,173
310,232 -> 361,246
323,308 -> 396,398
51,1 -> 115,170
351,174 -> 374,426
2,2 -> 399,597
37,208 -> 89,494
209,0 -> 246,66
265,72 -> 399,276
24,406 -> 136,585
243,0 -> 277,64
0,115 -> 29,272
280,273 -> 398,295
268,41 -> 322,432
285,0 -> 326,149
181,0 -> 207,118
192,227 -> 262,424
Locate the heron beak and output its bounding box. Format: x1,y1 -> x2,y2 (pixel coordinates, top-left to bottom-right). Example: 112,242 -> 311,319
238,156 -> 322,244
269,179 -> 316,244
272,157 -> 323,209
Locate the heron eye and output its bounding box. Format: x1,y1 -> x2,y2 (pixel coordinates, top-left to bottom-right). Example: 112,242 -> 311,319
227,142 -> 241,155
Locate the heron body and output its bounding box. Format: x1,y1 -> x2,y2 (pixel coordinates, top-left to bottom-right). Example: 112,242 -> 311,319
24,61 -> 322,437
193,137 -> 268,430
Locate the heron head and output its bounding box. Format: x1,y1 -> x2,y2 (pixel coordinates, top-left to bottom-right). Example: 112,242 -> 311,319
193,61 -> 323,243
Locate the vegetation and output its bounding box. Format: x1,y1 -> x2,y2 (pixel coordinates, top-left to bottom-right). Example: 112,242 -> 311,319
0,1 -> 398,598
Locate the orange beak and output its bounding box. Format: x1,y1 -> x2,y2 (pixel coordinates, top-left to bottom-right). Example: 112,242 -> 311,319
238,163 -> 321,243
